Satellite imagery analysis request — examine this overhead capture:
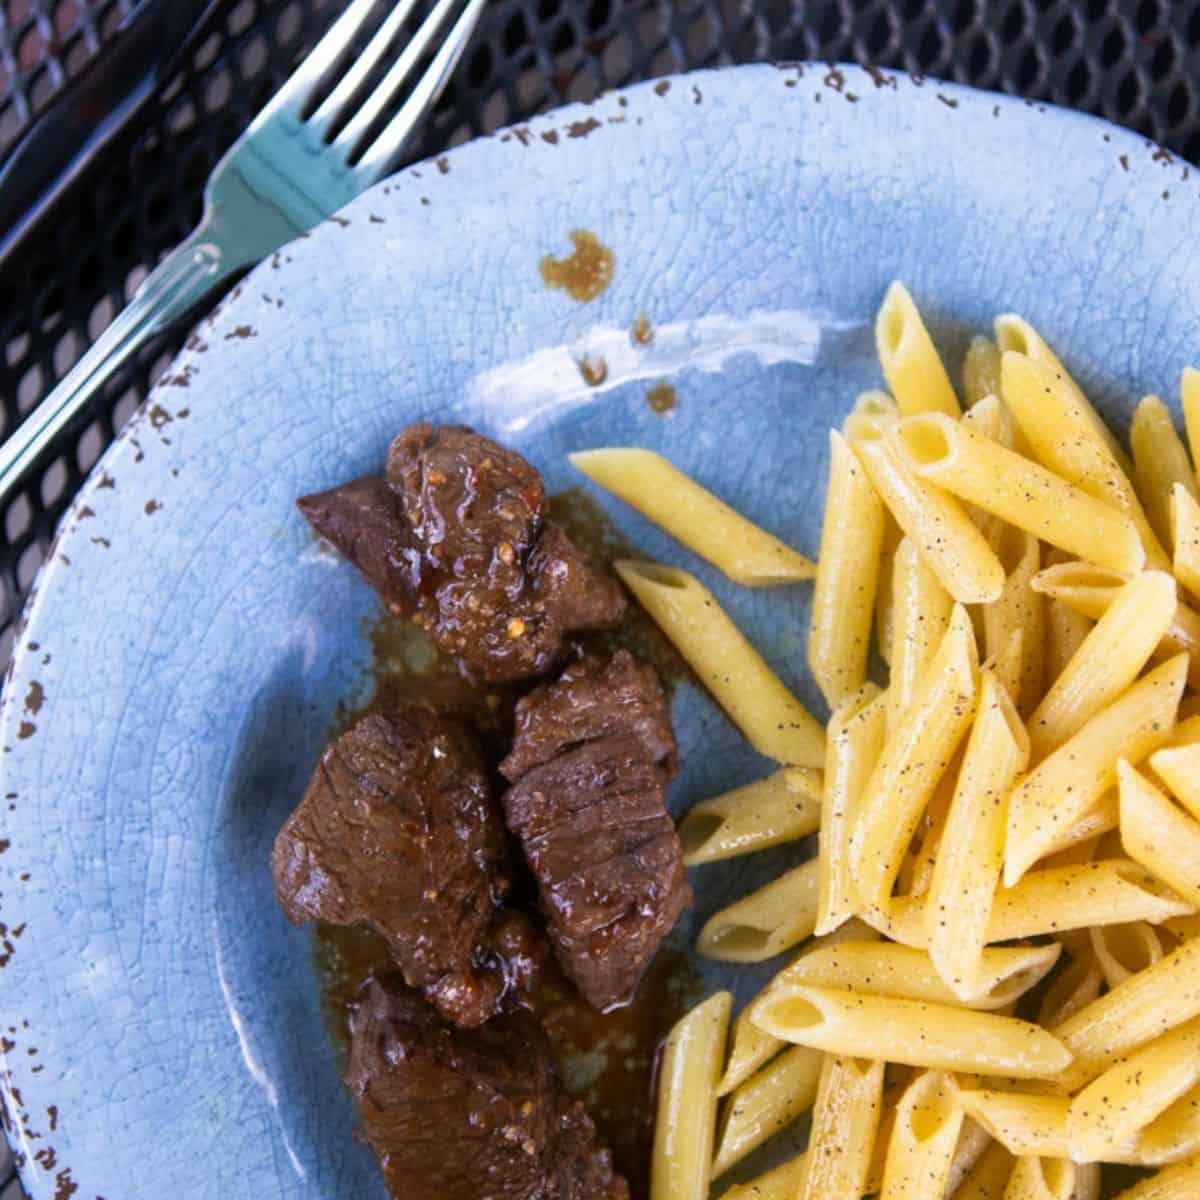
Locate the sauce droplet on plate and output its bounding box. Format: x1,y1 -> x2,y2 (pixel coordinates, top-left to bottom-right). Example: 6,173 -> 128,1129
540,231 -> 614,302
646,382 -> 677,414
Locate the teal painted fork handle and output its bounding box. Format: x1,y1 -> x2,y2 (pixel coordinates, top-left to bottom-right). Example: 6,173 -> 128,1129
0,218 -> 231,498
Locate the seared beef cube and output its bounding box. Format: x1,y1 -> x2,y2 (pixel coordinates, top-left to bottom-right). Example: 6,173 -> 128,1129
271,708 -> 542,1026
297,424 -> 625,682
500,653 -> 691,1011
346,977 -> 630,1200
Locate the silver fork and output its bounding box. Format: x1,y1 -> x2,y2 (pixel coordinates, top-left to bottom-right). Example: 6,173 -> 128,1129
0,0 -> 486,500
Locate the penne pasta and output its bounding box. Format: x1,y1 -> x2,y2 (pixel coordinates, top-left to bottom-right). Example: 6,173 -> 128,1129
1163,912 -> 1200,943
852,605 -> 980,912
876,514 -> 903,664
614,560 -> 825,766
1136,1081 -> 1200,1166
816,684 -> 887,933
1067,1016 -> 1200,1162
809,431 -> 885,706
651,991 -> 731,1200
957,1090 -> 1073,1158
1037,950 -> 1104,1030
981,525 -> 1044,717
876,281 -> 961,418
883,860 -> 1195,947
963,335 -> 1003,408
893,413 -> 1145,573
1110,1159 -> 1200,1199
711,1045 -> 822,1178
927,672 -> 1030,999
944,1119 -> 999,1200
851,429 -> 1005,604
1045,597 -> 1093,686
1148,740 -> 1200,822
1031,561 -> 1200,687
952,1140 -> 1014,1200
962,391 -> 1017,449
695,857 -> 819,963
1027,571 -> 1177,760
1118,759 -> 1200,908
1073,1164 -> 1103,1200
798,1055 -> 885,1200
1000,351 -> 1168,569
1130,395 -> 1198,549
1052,936 -> 1200,1082
715,1153 -> 807,1200
1003,654 -> 1186,886
1089,920 -> 1168,989
994,314 -> 1134,475
1035,792 -> 1120,863
1182,367 -> 1200,475
880,1070 -> 964,1200
678,767 -> 822,865
1001,1156 -> 1076,1200
569,448 -> 816,584
752,984 -> 1072,1078
750,938 -> 1060,1013
1172,483 -> 1200,603
887,536 -> 955,732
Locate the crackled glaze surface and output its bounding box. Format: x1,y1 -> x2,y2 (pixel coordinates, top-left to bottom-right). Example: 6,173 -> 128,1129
2,63 -> 1199,1197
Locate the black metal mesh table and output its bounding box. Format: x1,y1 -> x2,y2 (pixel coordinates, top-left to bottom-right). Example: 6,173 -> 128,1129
0,0 -> 1199,1190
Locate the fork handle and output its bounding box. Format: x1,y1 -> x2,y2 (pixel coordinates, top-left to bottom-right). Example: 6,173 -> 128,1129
0,215 -> 233,501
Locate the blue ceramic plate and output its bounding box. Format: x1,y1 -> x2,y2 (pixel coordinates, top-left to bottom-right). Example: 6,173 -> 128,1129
3,63 -> 1199,1198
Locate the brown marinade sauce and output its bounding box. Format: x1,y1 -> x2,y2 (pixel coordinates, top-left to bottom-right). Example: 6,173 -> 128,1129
540,230 -> 615,302
646,382 -> 677,414
314,490 -> 699,1198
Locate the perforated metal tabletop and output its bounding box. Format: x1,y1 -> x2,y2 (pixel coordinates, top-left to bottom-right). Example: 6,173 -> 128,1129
1,1 -> 1200,1191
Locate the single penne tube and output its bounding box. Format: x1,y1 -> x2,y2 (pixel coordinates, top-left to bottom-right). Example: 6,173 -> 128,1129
752,939 -> 1060,1013
717,920 -> 880,1096
678,767 -> 822,866
1089,920 -> 1168,989
1118,759 -> 1200,908
905,762 -> 956,900
1149,740 -> 1200,821
1173,483 -> 1200,604
1003,654 -> 1186,886
851,432 -> 1004,604
963,336 -> 1003,409
716,1152 -> 807,1200
1182,366 -> 1200,474
980,525 -> 1044,717
1027,571 -> 1177,760
752,985 -> 1072,1078
1045,596 -> 1093,685
962,390 -> 1017,447
809,431 -> 885,706
988,627 -> 1026,708
851,605 -> 980,912
956,1090 -> 1072,1158
1031,561 -> 1200,686
711,1045 -> 822,1178
797,1055 -> 884,1200
887,536 -> 954,732
1037,950 -> 1104,1030
865,1077 -> 915,1195
696,858 -> 819,962
816,684 -> 888,934
876,515 -> 903,665
1131,395 -> 1199,548
1052,936 -> 1200,1080
993,312 -> 1132,473
876,280 -> 961,417
952,1140 -> 1015,1200
1067,1016 -> 1200,1162
614,560 -> 825,767
1136,1081 -> 1200,1166
1001,1156 -> 1076,1200
880,1070 -> 964,1200
1000,351 -> 1168,569
927,672 -> 1030,999
883,860 -> 1195,947
651,991 -> 731,1200
1110,1159 -> 1200,1199
1034,791 -> 1120,862
892,413 -> 1145,573
569,448 -> 816,585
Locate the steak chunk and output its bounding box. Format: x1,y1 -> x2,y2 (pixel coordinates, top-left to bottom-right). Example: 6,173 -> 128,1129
271,708 -> 542,1026
297,424 -> 625,682
346,977 -> 630,1200
500,652 -> 691,1011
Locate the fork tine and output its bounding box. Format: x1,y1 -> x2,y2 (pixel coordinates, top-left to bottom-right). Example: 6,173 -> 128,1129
355,0 -> 487,180
334,0 -> 479,166
309,0 -> 423,138
254,0 -> 379,121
